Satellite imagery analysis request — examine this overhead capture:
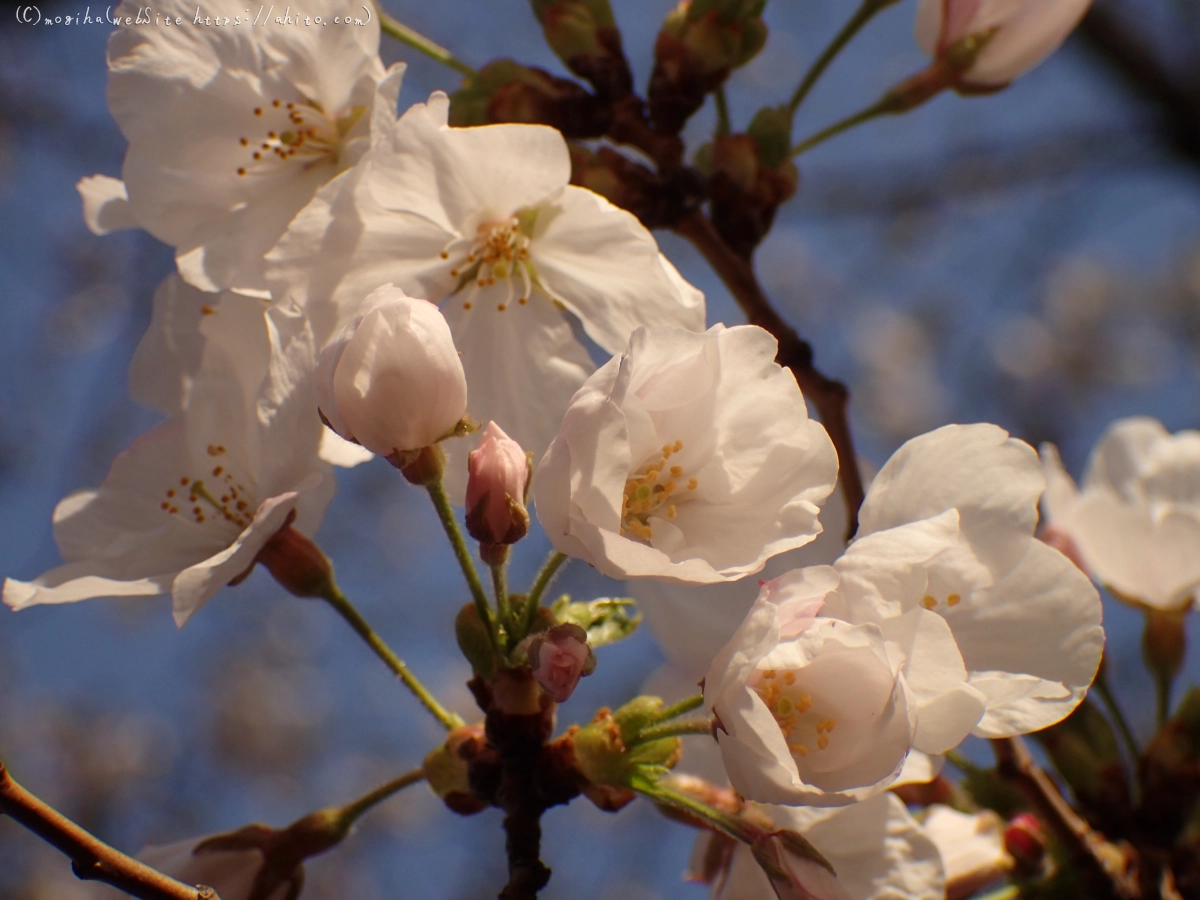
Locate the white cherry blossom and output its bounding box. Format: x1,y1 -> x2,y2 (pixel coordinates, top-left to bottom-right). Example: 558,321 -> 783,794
914,0 -> 1093,88
921,805 -> 1011,899
704,567 -> 983,805
694,794 -> 944,900
265,92 -> 704,491
129,274 -> 371,468
3,301 -> 334,626
533,324 -> 839,583
1041,417 -> 1200,611
830,424 -> 1105,738
84,0 -> 404,294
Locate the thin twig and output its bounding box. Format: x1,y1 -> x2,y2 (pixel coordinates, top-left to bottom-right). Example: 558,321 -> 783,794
990,737 -> 1140,899
672,210 -> 866,538
321,586 -> 464,730
336,769 -> 427,827
633,719 -> 712,744
427,479 -> 499,651
787,0 -> 900,116
374,5 -> 477,78
0,762 -> 219,900
523,552 -> 569,634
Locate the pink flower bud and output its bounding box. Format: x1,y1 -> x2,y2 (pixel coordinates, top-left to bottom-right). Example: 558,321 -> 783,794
528,623 -> 596,703
915,0 -> 1093,89
316,284 -> 467,460
1003,813 -> 1047,875
465,421 -> 531,546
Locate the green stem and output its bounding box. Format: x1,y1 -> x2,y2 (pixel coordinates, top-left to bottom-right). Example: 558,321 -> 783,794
426,479 -> 498,650
790,94 -> 901,157
653,694 -> 705,724
787,0 -> 900,116
714,85 -> 731,135
1092,666 -> 1141,763
523,551 -> 569,633
634,719 -> 711,744
321,586 -> 463,731
336,769 -> 426,827
634,783 -> 759,844
374,5 -> 477,78
945,748 -> 986,776
491,562 -> 510,640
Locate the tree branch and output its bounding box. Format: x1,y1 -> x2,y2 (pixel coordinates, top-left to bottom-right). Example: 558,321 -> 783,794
990,737 -> 1140,900
673,209 -> 866,538
0,762 -> 220,900
1077,3 -> 1200,168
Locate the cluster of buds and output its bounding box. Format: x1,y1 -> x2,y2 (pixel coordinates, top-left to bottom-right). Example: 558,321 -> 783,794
648,0 -> 767,134
701,105 -> 799,257
529,0 -> 633,99
449,59 -> 611,138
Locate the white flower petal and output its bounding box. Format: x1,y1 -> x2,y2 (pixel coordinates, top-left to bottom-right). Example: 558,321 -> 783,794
858,423 -> 1042,577
78,174 -> 136,234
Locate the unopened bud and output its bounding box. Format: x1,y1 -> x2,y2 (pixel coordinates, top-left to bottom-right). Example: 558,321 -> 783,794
527,623 -> 595,702
456,602 -> 500,679
252,512 -> 334,599
530,0 -> 632,98
316,285 -> 468,461
571,697 -> 681,793
915,0 -> 1091,90
466,422 -> 531,550
649,0 -> 766,133
1004,813 -> 1047,875
449,60 -> 609,137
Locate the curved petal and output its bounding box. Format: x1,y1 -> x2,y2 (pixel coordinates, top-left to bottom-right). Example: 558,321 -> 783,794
951,540 -> 1104,736
858,423 -> 1042,577
534,186 -> 705,354
78,174 -> 137,234
367,94 -> 571,229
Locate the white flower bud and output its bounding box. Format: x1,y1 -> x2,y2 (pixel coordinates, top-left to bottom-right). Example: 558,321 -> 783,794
466,421 -> 531,546
316,285 -> 467,460
915,0 -> 1093,88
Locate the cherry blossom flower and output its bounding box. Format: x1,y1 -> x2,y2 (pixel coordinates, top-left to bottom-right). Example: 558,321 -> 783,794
704,425 -> 1103,805
3,302 -> 334,626
1041,417 -> 1200,611
915,0 -> 1093,89
691,794 -> 943,900
922,805 -> 1011,898
704,567 -> 983,805
83,0 -> 404,294
830,424 -> 1105,738
128,274 -> 371,467
315,285 -> 468,461
533,324 -> 839,583
265,92 -> 704,490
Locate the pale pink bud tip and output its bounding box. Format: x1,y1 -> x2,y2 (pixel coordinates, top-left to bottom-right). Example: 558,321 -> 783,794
466,421 -> 531,546
528,623 -> 596,703
1004,813 -> 1047,874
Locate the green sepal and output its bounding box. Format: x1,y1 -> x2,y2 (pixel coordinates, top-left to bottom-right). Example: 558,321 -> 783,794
551,595 -> 642,648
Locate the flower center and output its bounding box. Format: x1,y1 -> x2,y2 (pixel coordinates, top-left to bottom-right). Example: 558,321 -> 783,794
160,444 -> 256,530
620,440 -> 699,542
754,668 -> 838,758
236,98 -> 364,178
444,209 -> 539,313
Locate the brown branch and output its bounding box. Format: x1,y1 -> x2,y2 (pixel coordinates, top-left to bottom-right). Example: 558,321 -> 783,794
0,761 -> 220,900
673,209 -> 866,538
990,737 -> 1140,900
1077,3 -> 1200,168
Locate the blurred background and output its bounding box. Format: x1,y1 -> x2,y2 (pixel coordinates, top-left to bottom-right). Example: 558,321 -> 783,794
0,0 -> 1198,896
